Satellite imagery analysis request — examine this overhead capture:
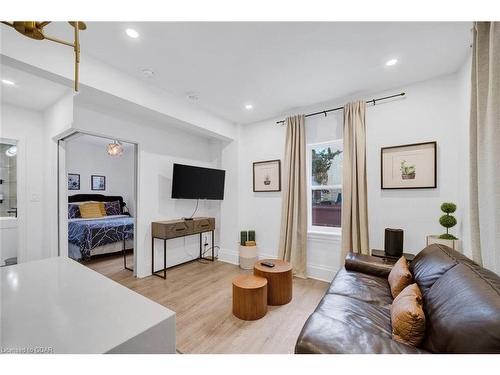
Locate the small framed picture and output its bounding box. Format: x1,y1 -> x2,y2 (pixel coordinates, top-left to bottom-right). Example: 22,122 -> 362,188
381,141 -> 437,189
68,173 -> 80,190
91,175 -> 106,191
253,160 -> 281,192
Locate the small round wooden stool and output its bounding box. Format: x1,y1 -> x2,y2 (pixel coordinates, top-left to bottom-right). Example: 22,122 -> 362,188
254,259 -> 293,306
232,275 -> 268,320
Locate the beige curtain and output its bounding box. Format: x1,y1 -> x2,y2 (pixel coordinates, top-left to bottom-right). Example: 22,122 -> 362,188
469,22 -> 500,274
341,101 -> 369,258
278,114 -> 307,278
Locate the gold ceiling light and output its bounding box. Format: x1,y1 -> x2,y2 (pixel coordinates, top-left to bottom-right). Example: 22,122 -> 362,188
106,140 -> 124,156
1,21 -> 87,92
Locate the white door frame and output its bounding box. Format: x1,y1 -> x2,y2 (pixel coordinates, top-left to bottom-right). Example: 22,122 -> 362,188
57,129 -> 139,276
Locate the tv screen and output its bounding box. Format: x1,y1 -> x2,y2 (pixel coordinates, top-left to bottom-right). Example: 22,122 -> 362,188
171,164 -> 226,200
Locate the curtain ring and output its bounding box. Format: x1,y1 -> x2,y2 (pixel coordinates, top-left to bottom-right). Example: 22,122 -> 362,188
323,111 -> 327,117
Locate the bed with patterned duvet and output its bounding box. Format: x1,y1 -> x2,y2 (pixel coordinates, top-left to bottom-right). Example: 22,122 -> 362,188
68,215 -> 134,261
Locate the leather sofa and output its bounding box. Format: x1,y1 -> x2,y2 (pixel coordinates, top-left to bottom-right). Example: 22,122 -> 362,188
295,244 -> 500,353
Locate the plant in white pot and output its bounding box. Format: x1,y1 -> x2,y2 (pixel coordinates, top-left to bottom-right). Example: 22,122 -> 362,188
427,202 -> 460,250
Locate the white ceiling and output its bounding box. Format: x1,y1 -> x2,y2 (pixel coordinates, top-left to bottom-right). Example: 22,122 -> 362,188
0,63 -> 69,111
9,22 -> 472,123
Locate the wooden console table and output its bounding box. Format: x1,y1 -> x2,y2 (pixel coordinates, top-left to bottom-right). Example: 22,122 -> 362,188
152,217 -> 215,279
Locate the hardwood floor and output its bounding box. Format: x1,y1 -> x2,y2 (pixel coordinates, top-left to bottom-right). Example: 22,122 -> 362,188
85,254 -> 329,354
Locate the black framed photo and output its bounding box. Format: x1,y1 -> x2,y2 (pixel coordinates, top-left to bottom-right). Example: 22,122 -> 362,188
91,175 -> 106,191
381,141 -> 437,189
253,159 -> 281,192
68,173 -> 80,190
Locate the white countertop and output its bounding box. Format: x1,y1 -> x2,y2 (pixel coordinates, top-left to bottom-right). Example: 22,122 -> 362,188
1,257 -> 176,354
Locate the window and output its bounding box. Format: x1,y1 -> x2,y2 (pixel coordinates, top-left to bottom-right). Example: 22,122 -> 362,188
307,140 -> 343,233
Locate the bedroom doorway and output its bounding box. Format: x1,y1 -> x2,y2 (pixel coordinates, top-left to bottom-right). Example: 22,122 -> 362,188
61,132 -> 138,277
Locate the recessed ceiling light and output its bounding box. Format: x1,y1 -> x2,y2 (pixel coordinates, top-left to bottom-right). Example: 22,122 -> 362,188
385,58 -> 398,66
125,28 -> 139,39
141,68 -> 154,79
1,79 -> 16,86
245,104 -> 253,110
186,92 -> 200,101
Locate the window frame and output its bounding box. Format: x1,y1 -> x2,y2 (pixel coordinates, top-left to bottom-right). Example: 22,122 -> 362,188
306,139 -> 343,236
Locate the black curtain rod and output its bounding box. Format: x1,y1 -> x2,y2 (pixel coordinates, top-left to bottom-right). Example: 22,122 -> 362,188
275,92 -> 406,125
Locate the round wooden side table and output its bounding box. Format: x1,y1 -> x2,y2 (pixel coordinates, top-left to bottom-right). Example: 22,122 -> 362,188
232,275 -> 268,320
254,259 -> 293,306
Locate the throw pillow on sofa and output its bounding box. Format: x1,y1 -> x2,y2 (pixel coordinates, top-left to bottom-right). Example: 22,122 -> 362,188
388,256 -> 413,298
390,283 -> 426,347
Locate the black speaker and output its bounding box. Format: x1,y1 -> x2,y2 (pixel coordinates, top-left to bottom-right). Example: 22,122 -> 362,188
384,228 -> 403,257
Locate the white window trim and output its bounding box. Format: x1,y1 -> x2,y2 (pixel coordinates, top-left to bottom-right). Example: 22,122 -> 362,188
306,139 -> 343,236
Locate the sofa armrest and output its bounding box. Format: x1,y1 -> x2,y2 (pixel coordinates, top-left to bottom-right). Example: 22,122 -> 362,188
344,252 -> 393,278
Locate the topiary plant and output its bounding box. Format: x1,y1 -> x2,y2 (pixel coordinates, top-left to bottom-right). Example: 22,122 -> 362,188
438,202 -> 458,240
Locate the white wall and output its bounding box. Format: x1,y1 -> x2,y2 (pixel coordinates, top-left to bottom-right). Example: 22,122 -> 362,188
43,93 -> 74,259
366,73 -> 468,255
226,68 -> 471,282
0,104 -> 45,262
66,138 -> 136,215
72,105 -> 223,278
226,113 -> 342,281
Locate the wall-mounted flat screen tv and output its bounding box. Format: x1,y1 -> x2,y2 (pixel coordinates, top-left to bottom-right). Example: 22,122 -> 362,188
171,163 -> 226,200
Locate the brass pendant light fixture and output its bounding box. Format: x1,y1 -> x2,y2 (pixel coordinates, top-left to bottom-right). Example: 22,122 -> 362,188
1,21 -> 87,92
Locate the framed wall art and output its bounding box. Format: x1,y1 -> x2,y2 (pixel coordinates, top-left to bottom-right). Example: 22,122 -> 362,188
253,160 -> 281,192
68,173 -> 80,190
381,141 -> 437,189
91,175 -> 106,191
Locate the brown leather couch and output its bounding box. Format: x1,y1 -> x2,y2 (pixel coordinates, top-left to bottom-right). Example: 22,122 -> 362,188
295,244 -> 500,353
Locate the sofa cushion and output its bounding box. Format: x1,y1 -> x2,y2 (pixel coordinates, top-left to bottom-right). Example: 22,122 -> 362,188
422,263 -> 500,353
295,294 -> 428,354
390,283 -> 426,347
388,256 -> 413,298
409,244 -> 475,295
327,268 -> 393,306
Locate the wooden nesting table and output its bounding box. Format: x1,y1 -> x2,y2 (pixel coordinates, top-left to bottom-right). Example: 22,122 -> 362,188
232,275 -> 268,320
254,259 -> 293,306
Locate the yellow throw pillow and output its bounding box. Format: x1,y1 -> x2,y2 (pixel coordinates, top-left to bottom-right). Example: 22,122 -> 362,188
390,283 -> 426,347
388,256 -> 413,298
98,202 -> 106,216
79,202 -> 106,218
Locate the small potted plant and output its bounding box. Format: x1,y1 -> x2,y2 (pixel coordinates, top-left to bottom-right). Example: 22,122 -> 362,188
239,230 -> 258,270
400,160 -> 416,180
426,202 -> 460,250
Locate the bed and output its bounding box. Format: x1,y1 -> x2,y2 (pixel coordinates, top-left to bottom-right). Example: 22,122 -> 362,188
68,194 -> 134,261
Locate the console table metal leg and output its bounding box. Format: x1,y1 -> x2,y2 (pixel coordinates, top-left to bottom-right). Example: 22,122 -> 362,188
199,232 -> 202,259
163,239 -> 166,279
152,237 -> 154,275
152,236 -> 167,279
211,230 -> 214,261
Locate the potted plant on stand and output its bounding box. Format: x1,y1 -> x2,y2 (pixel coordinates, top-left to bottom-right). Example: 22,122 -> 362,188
426,202 -> 460,250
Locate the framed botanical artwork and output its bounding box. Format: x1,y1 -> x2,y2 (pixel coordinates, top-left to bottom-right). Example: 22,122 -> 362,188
68,173 -> 80,190
91,175 -> 106,191
381,141 -> 437,189
253,159 -> 281,192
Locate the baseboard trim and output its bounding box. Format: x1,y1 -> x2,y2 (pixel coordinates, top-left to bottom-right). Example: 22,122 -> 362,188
218,248 -> 336,283
218,248 -> 239,265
